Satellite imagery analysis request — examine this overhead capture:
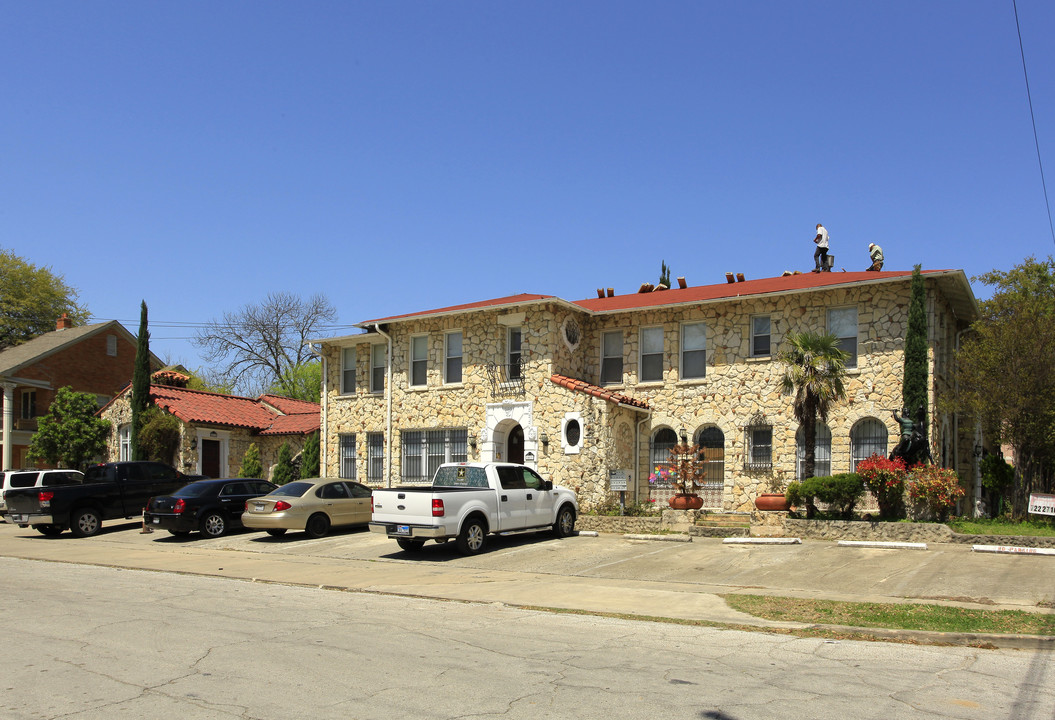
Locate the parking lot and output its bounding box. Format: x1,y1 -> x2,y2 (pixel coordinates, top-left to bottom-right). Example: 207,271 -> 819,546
3,517 -> 1054,624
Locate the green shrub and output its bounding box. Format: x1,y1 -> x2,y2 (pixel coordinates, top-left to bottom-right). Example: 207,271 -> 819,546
238,443 -> 263,479
271,441 -> 295,485
787,473 -> 865,519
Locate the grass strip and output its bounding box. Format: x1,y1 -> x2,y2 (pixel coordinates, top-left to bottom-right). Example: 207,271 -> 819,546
947,518 -> 1055,538
722,594 -> 1055,635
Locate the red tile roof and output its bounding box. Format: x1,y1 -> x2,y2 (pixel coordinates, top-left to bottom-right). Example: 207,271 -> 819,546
571,270 -> 944,313
357,293 -> 557,327
550,373 -> 650,410
146,385 -> 320,435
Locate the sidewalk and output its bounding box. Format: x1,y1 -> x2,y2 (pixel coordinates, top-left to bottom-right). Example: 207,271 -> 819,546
1,523 -> 1052,650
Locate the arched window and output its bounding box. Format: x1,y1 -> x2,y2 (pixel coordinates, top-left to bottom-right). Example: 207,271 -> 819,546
649,428 -> 679,480
695,426 -> 725,485
796,424 -> 832,479
851,418 -> 888,471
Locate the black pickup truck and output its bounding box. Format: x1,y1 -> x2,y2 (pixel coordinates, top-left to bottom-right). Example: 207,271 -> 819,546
2,461 -> 190,537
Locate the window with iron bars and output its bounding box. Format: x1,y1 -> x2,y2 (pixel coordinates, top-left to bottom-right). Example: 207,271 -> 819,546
367,432 -> 384,483
339,434 -> 356,480
744,419 -> 773,472
400,428 -> 468,484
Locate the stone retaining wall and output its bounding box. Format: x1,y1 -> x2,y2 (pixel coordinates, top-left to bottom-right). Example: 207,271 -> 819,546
783,518 -> 954,543
577,515 -> 661,534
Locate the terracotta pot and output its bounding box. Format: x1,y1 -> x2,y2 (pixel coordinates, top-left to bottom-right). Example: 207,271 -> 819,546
754,492 -> 791,511
668,493 -> 704,510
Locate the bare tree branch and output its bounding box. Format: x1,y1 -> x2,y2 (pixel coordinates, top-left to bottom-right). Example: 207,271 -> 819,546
193,292 -> 336,396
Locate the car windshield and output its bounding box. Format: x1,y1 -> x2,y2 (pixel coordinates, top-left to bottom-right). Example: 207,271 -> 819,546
173,482 -> 216,498
269,482 -> 314,498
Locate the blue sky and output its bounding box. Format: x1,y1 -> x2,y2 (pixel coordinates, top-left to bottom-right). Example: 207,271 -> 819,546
4,1 -> 1054,372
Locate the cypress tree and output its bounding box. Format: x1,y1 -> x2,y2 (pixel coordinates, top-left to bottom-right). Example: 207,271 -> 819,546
300,431 -> 320,479
272,441 -> 295,485
902,265 -> 929,440
130,301 -> 151,461
238,443 -> 263,479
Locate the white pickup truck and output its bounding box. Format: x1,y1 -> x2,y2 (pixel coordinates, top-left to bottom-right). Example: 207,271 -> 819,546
369,462 -> 578,554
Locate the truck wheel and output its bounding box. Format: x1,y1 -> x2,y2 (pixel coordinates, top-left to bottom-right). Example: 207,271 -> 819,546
305,513 -> 331,539
70,508 -> 102,538
553,505 -> 576,538
456,517 -> 487,555
396,538 -> 425,552
33,524 -> 64,537
199,512 -> 226,538
266,528 -> 287,537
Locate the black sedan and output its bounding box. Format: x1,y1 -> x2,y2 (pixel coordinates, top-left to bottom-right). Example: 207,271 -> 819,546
144,478 -> 278,538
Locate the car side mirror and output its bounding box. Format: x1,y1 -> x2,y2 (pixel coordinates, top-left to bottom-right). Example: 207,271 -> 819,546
542,480 -> 553,491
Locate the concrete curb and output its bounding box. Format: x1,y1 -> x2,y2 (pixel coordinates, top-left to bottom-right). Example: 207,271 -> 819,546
623,533 -> 692,542
838,540 -> 928,550
723,537 -> 802,545
973,544 -> 1055,557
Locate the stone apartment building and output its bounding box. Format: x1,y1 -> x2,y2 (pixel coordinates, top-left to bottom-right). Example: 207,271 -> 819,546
313,269 -> 979,513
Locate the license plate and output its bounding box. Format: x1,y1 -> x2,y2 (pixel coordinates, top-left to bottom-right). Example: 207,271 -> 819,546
253,502 -> 266,511
11,514 -> 26,523
152,518 -> 160,524
394,525 -> 410,536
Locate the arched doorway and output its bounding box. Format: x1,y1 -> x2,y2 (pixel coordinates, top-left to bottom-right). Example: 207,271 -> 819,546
507,424 -> 525,464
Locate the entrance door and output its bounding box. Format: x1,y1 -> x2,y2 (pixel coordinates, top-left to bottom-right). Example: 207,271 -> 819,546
507,425 -> 524,464
201,439 -> 221,478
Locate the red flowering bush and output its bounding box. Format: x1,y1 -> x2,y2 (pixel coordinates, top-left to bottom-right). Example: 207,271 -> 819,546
856,454 -> 907,519
908,465 -> 965,522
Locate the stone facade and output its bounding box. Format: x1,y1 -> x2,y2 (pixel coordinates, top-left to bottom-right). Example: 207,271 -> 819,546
319,272 -> 979,514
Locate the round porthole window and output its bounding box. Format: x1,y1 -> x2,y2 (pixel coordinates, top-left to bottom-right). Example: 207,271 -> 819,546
565,419 -> 581,447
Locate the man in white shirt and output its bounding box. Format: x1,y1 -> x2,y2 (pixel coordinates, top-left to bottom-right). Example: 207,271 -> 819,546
867,242 -> 884,271
813,223 -> 829,272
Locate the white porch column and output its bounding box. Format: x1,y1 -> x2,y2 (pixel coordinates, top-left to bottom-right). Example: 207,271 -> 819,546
1,382 -> 15,471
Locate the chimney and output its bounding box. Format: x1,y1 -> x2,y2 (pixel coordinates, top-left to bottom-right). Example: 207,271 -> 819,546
606,288 -> 614,297
677,276 -> 687,289
56,313 -> 73,331
725,273 -> 735,284
597,288 -> 605,299
736,273 -> 746,283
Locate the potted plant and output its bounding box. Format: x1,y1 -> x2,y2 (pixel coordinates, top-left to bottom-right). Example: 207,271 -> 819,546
651,443 -> 706,510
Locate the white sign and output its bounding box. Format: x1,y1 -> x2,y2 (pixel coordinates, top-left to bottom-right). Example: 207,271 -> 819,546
609,470 -> 629,492
1028,493 -> 1055,517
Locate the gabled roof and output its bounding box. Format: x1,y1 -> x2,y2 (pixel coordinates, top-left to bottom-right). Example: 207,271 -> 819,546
355,293 -> 562,328
103,384 -> 321,436
333,269 -> 977,337
550,373 -> 650,411
0,320 -> 160,377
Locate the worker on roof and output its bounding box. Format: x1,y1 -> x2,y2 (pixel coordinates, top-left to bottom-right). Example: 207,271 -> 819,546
866,243 -> 884,271
812,223 -> 830,272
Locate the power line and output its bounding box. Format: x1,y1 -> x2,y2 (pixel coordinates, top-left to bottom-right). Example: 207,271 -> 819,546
1013,0 -> 1055,248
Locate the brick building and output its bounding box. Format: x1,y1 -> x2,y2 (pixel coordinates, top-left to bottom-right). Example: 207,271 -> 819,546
0,315 -> 159,469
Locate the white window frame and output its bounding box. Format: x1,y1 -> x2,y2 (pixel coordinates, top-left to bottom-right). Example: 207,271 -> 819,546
119,424 -> 132,461
561,412 -> 584,455
409,335 -> 428,387
370,344 -> 386,394
680,322 -> 707,380
750,316 -> 771,358
828,306 -> 859,369
507,327 -> 522,380
639,327 -> 664,383
444,331 -> 463,385
600,330 -> 623,386
341,347 -> 356,395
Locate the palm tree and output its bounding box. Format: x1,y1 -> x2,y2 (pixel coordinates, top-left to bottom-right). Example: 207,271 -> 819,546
778,332 -> 849,481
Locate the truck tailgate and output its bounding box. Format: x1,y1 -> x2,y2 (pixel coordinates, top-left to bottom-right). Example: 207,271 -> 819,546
370,488 -> 437,525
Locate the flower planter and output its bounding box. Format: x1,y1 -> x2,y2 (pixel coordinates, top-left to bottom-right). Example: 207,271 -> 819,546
668,493 -> 704,510
754,493 -> 791,512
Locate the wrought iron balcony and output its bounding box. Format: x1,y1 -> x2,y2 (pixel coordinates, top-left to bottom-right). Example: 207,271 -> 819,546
485,361 -> 525,399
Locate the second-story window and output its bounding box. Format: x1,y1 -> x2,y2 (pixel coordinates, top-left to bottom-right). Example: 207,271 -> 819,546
371,344 -> 386,394
681,322 -> 706,380
601,330 -> 623,385
640,327 -> 663,382
410,335 -> 428,387
751,316 -> 771,357
341,347 -> 356,394
445,331 -> 463,384
21,390 -> 36,419
828,306 -> 859,369
508,327 -> 522,379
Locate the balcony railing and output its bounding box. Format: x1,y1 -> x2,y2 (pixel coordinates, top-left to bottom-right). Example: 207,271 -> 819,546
485,361 -> 525,399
